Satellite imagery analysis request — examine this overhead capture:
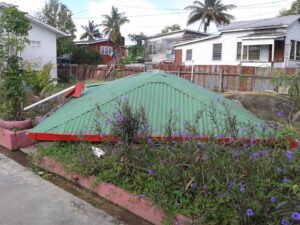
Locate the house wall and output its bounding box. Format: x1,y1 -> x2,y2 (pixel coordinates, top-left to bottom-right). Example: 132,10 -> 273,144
145,31 -> 207,63
177,31 -> 253,66
22,23 -> 58,78
176,27 -> 300,68
86,41 -> 126,64
284,21 -> 300,68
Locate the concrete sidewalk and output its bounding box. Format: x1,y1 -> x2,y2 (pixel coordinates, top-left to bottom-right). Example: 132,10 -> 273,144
0,154 -> 124,225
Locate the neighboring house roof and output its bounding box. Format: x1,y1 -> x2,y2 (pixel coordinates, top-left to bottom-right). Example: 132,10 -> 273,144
75,39 -> 110,45
174,15 -> 300,48
146,29 -> 209,39
173,34 -> 221,47
29,70 -> 263,140
0,2 -> 67,37
219,14 -> 300,32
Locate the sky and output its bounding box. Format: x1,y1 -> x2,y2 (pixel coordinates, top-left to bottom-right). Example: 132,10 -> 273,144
3,0 -> 296,44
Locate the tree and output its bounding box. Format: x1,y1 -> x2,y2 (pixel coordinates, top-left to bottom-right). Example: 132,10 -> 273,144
185,0 -> 236,33
0,6 -> 31,120
127,33 -> 146,62
37,0 -> 76,56
71,46 -> 102,65
161,24 -> 181,33
80,20 -> 102,40
280,0 -> 300,16
101,6 -> 129,46
128,33 -> 146,46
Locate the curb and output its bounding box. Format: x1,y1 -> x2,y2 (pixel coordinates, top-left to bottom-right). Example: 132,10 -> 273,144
37,157 -> 193,225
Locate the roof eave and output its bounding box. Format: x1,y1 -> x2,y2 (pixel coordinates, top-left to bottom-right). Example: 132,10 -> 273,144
220,25 -> 289,33
173,34 -> 221,48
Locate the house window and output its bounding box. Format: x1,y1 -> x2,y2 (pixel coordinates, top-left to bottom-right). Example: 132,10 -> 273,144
212,43 -> 222,60
186,49 -> 193,61
242,46 -> 248,60
148,44 -> 157,54
290,40 -> 296,60
100,46 -> 113,55
248,46 -> 260,60
236,42 -> 242,60
242,45 -> 260,61
296,42 -> 300,61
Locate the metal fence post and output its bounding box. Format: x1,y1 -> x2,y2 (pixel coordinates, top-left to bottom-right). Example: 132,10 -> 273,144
219,68 -> 224,92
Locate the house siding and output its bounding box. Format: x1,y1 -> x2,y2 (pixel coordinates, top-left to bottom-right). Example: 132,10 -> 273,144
177,31 -> 253,65
22,23 -> 58,78
145,31 -> 207,63
285,21 -> 300,68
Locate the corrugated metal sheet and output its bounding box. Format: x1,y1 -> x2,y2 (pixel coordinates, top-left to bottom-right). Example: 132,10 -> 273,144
219,14 -> 300,31
31,71 -> 263,136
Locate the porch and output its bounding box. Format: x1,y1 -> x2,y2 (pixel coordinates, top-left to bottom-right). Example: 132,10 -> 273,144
238,33 -> 286,68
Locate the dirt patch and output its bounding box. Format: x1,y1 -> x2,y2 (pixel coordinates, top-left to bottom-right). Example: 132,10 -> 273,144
224,91 -> 297,122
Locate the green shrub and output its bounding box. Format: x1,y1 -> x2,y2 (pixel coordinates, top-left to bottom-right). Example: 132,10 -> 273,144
71,46 -> 102,65
24,63 -> 55,96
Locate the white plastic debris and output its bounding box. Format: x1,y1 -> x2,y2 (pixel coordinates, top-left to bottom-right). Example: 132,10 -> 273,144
92,146 -> 105,158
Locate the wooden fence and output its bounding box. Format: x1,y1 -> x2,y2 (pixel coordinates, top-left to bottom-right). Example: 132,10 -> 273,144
58,64 -> 145,82
58,64 -> 298,92
153,64 -> 298,92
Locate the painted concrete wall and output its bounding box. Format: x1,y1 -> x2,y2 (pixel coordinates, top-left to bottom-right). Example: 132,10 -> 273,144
22,23 -> 58,78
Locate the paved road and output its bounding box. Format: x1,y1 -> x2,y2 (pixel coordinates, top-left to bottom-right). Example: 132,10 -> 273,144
0,153 -> 124,225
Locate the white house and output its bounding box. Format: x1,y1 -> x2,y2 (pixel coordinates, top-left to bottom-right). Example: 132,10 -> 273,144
174,15 -> 300,68
0,2 -> 67,78
145,29 -> 208,64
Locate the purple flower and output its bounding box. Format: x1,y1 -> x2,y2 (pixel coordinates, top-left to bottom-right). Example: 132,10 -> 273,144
282,176 -> 290,184
238,136 -> 244,142
281,219 -> 290,225
147,138 -> 154,145
271,196 -> 276,204
227,181 -> 233,189
297,140 -> 300,148
240,185 -> 245,193
216,133 -> 224,139
285,151 -> 293,161
122,95 -> 128,102
250,138 -> 255,145
147,169 -> 154,176
115,112 -> 124,122
171,130 -> 179,137
220,192 -> 225,198
240,127 -> 246,133
249,152 -> 259,161
140,193 -> 145,200
291,212 -> 300,221
246,209 -> 254,217
181,130 -> 187,138
276,111 -> 284,118
260,123 -> 268,132
190,182 -> 197,190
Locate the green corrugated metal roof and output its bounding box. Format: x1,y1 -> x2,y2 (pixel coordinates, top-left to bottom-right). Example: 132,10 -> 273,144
31,70 -> 264,136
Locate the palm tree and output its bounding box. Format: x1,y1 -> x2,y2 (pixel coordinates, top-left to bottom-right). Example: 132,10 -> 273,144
80,20 -> 102,40
185,0 -> 236,33
101,6 -> 129,46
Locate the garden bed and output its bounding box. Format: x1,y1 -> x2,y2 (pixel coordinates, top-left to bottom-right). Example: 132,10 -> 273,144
0,119 -> 33,150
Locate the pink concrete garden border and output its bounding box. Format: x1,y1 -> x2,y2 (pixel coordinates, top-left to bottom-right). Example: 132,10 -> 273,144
37,157 -> 193,225
0,119 -> 33,150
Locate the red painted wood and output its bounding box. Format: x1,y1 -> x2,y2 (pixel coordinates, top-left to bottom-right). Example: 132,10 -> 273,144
73,81 -> 84,98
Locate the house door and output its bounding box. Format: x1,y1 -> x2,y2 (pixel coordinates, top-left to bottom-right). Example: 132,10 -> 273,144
175,49 -> 182,65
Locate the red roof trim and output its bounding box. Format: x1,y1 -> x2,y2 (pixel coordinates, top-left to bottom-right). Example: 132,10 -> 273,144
28,132 -> 298,149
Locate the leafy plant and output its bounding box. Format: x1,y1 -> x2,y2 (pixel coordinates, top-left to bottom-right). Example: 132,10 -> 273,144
71,46 -> 103,65
24,63 -> 55,96
0,56 -> 26,120
0,6 -> 31,121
